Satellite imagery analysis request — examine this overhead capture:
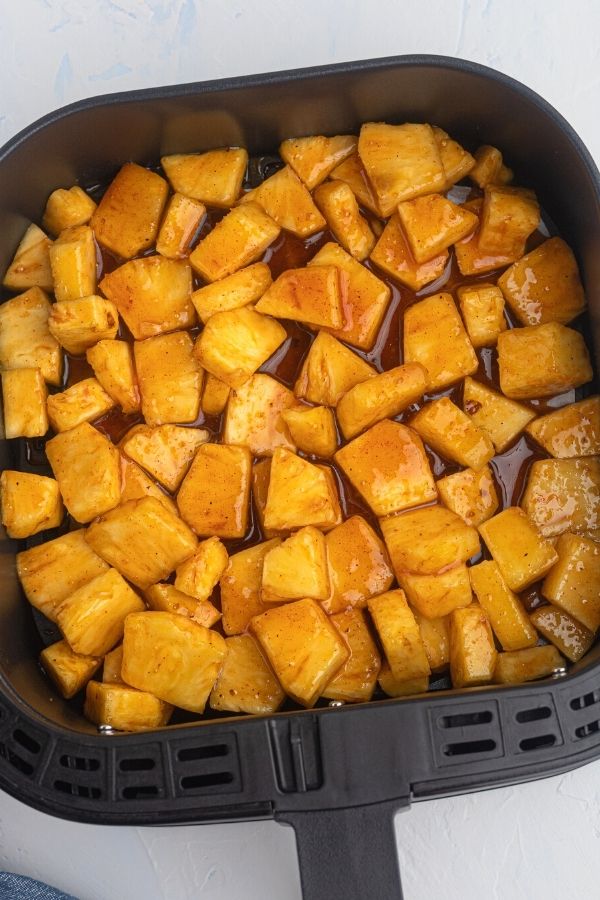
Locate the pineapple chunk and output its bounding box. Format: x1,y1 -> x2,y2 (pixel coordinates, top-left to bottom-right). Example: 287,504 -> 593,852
358,122 -> 445,216
437,465 -> 499,527
177,443 -> 252,538
457,283 -> 507,348
209,634 -> 284,715
469,145 -> 503,187
57,568 -> 144,656
251,597 -> 348,707
255,265 -> 344,329
378,666 -> 429,698
261,526 -> 329,602
403,293 -> 478,391
84,681 -> 173,731
414,613 -> 449,672
223,373 -> 296,455
194,306 -> 286,390
494,645 -> 565,684
329,152 -> 381,216
411,397 -> 495,470
90,162 -> 168,258
469,560 -> 537,651
455,220 -> 516,276
449,605 -> 497,688
100,256 -> 194,340
189,202 -> 280,282
251,458 -> 277,538
294,331 -> 376,406
240,166 -> 325,238
280,405 -> 337,458
122,424 -> 209,492
279,134 -> 357,189
43,186 -> 97,236
46,422 -> 121,523
263,448 -> 340,531
134,331 -> 202,426
497,322 -> 592,399
47,377 -> 115,432
201,372 -> 231,416
192,262 -> 272,323
397,193 -> 477,263
85,496 -> 197,589
119,455 -> 178,516
103,645 -> 124,684
2,223 -> 53,291
174,536 -> 229,602
49,225 -> 96,302
319,466 -> 343,529
1,368 -> 48,438
432,127 -> 475,188
381,505 -> 479,577
478,186 -> 539,257
87,340 -> 140,414
41,640 -> 100,699
155,193 -> 206,259
161,148 -> 248,207
1,470 -> 63,539
221,538 -> 281,635
526,397 -> 600,458
323,609 -> 381,703
521,458 -> 600,539
48,295 -> 119,355
367,589 -> 431,682
337,363 -> 427,440
479,507 -> 558,590
462,377 -> 535,453
144,583 -> 220,629
530,606 -> 594,662
313,180 -> 375,260
16,529 -> 109,622
370,214 -> 448,291
399,565 -> 472,619
0,287 -> 62,385
323,515 -> 393,615
542,533 -> 600,631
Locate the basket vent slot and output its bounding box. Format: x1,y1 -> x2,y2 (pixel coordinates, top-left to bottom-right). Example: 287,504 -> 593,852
119,757 -> 156,772
54,779 -> 102,800
519,734 -> 556,752
515,706 -> 552,724
570,690 -> 600,711
575,720 -> 600,739
180,771 -> 234,790
13,729 -> 41,755
122,784 -> 159,799
170,733 -> 241,797
60,754 -> 100,772
440,711 -> 493,728
443,739 -> 497,757
177,744 -> 229,762
0,743 -> 34,776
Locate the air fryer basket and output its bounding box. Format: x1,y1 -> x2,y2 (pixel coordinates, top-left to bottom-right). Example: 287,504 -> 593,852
1,56 -> 599,900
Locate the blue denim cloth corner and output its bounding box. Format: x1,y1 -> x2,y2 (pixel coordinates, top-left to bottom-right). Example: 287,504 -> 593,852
0,873 -> 77,900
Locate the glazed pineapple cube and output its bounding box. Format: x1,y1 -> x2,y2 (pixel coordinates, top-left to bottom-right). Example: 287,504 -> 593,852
530,606 -> 594,662
294,331 -> 376,406
479,507 -> 558,591
367,589 -> 431,682
16,529 -> 109,622
2,223 -> 53,291
261,526 -> 329,602
526,397 -> 600,458
221,538 -> 281,635
411,397 -> 495,470
122,424 -> 209,492
100,256 -> 195,340
1,368 -> 48,438
201,372 -> 231,416
323,609 -> 381,703
174,536 -> 229,602
223,373 -> 296,456
370,215 -> 448,291
1,470 -> 63,539
397,193 -> 477,263
494,645 -> 566,685
432,126 -> 475,188
47,377 -> 114,432
192,262 -> 272,323
177,443 -> 252,538
84,681 -> 173,731
240,166 -> 325,238
87,340 -> 140,414
263,448 -> 340,531
469,145 -> 503,187
0,287 -> 62,385
280,405 -> 337,458
478,186 -> 539,257
48,295 -> 119,355
119,455 -> 178,516
469,561 -> 537,651
542,533 -> 600,631
319,466 -> 343,529
256,265 -> 344,329
414,613 -> 450,672
43,185 -> 96,236
134,331 -> 202,425
251,458 -> 277,537
209,634 -> 284,715
190,202 -> 280,282
161,148 -> 248,207
437,465 -> 499,527
313,180 -> 375,260
323,515 -> 393,615
497,322 -> 592,399
381,505 -> 479,577
103,645 -> 124,684
404,293 -> 478,391
521,458 -> 600,539
335,420 -> 436,516
329,152 -> 381,216
251,597 -> 348,707
449,605 -> 497,688
455,217 -> 516,276
337,363 -> 427,440
48,225 -> 96,302
378,666 -> 429,698
85,496 -> 198,589
462,377 -> 535,453
40,640 -> 101,699
399,565 -> 472,619
155,193 -> 206,259
279,134 -> 357,189
194,306 -> 286,390
90,162 -> 168,258
144,583 -> 220,629
457,283 -> 507,348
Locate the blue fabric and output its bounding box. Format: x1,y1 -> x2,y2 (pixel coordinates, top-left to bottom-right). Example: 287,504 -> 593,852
0,873 -> 77,900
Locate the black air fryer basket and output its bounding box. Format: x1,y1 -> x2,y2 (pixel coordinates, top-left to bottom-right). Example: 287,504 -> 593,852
1,56 -> 599,900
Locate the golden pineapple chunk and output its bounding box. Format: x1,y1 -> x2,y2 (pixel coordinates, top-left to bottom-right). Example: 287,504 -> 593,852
40,640 -> 101,699
280,405 -> 337,458
449,605 -> 497,688
337,363 -> 427,440
469,145 -> 503,187
189,202 -> 280,282
378,666 -> 429,698
397,193 -> 477,263
43,186 -> 97,236
462,377 -> 535,453
432,127 -> 475,188
323,515 -> 393,615
399,565 -> 472,619
526,397 -> 600,458
46,422 -> 121,523
144,583 -> 220,629
469,561 -> 537,651
370,215 -> 448,291
411,397 -> 495,470
119,455 -> 178,516
103,645 -> 124,684
368,589 -> 431,682
161,148 -> 248,207
279,134 -> 357,189
251,597 -> 348,708
521,458 -> 600,539
2,223 -> 53,291
177,443 -> 252,538
414,613 -> 449,672
47,377 -> 115,432
90,162 -> 168,258
48,295 -> 119,355
319,466 -> 343,529
223,373 -> 296,455
221,539 -> 281,635
329,152 -> 381,216
479,507 -> 558,591
122,424 -> 209,492
530,606 -> 594,662
17,529 -> 109,622
85,496 -> 197,589
437,465 -> 499,527
192,262 -> 272,323
1,470 -> 63,539
478,186 -> 539,257
542,533 -> 600,630
323,609 -> 381,703
155,193 -> 206,259
87,339 -> 140,414
194,306 -> 286,390
498,323 -> 592,400
455,219 -> 516,276
84,681 -> 173,731
294,331 -> 376,406
240,166 -> 325,238
313,180 -> 375,260
0,287 -> 62,385
251,458 -> 277,538
256,265 -> 344,329
174,536 -> 229,602
1,368 -> 48,438
201,372 -> 231,416
381,505 -> 480,576
403,293 -> 478,391
457,283 -> 507,348
264,448 -> 340,531
261,526 -> 329,602
49,225 -> 96,302
358,122 -> 445,216
494,645 -> 565,684
134,331 -> 202,426
209,634 -> 284,715
100,256 -> 194,340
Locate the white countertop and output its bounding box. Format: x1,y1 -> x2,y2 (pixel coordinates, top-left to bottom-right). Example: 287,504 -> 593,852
1,1 -> 599,898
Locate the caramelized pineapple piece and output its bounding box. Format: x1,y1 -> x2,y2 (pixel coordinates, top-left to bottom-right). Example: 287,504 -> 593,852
144,583 -> 220,629
542,533 -> 600,630
399,565 -> 472,619
189,202 -> 280,282
478,186 -> 539,257
256,265 -> 344,329
468,145 -> 503,187
134,331 -> 202,426
177,443 -> 252,538
174,536 -> 229,602
84,681 -> 173,731
323,515 -> 393,615
378,665 -> 429,698
329,152 -> 381,216
449,605 -> 497,688
209,634 -> 284,715
294,331 -> 376,406
48,295 -> 119,354
90,162 -> 168,258
455,218 -> 516,276
370,215 -> 448,291
0,287 -> 62,385
221,538 -> 281,635
411,397 -> 495,470
521,458 -> 600,539
313,180 -> 375,260
530,606 -> 594,662
264,448 -> 340,531
337,363 -> 427,440
47,377 -> 115,433
223,373 -> 296,456
1,470 -> 63,539
103,645 -> 123,684
381,505 -> 479,577
280,405 -> 337,458
437,465 -> 499,527
479,507 -> 558,591
41,640 -> 101,699
469,561 -> 537,651
397,193 -> 477,263
161,148 -> 248,207
323,609 -> 381,703
494,645 -> 566,684
2,223 -> 53,291
318,466 -> 343,529
240,166 -> 325,238
432,127 -> 475,188
462,377 -> 535,453
119,455 -> 178,516
87,339 -> 140,414
201,372 -> 231,416
404,293 -> 478,391
368,589 -> 431,682
261,526 -> 329,602
526,397 -> 600,458
498,323 -> 592,400
155,193 -> 206,259
414,613 -> 449,672
280,134 -> 357,189
43,185 -> 97,236
49,225 -> 96,302
122,424 -> 208,492
457,283 -> 507,348
1,368 -> 48,438
251,458 -> 278,538
192,262 -> 272,323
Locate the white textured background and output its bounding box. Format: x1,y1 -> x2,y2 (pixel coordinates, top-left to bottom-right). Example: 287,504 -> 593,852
1,1 -> 600,898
